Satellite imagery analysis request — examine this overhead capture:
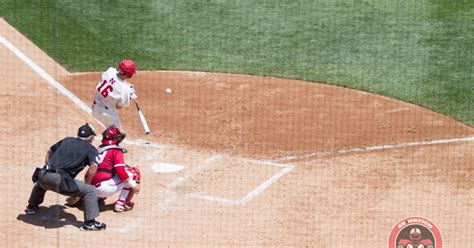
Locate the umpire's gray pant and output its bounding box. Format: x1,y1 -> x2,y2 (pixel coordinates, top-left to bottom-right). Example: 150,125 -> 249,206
27,169 -> 99,222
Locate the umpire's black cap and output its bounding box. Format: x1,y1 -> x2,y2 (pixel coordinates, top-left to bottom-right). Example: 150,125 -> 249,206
77,123 -> 96,138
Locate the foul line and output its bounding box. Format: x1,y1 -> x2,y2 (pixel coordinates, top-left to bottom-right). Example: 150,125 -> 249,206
0,36 -> 92,115
275,136 -> 474,162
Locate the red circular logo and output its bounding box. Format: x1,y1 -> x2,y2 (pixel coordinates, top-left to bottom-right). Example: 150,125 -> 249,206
389,217 -> 442,248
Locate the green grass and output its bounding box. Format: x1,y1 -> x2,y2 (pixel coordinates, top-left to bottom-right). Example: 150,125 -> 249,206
0,0 -> 472,126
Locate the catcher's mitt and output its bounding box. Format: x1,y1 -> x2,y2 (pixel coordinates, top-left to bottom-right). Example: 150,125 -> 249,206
125,166 -> 141,205
127,166 -> 141,184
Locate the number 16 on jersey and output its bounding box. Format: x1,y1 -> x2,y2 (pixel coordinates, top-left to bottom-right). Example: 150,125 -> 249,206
97,78 -> 116,98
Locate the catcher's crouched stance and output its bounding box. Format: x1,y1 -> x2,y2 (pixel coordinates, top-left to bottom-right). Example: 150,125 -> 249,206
69,126 -> 141,212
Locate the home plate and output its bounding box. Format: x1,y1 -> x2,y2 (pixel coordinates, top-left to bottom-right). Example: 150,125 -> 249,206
151,163 -> 185,173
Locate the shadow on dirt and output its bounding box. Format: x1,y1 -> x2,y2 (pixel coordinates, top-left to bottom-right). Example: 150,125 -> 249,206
16,204 -> 82,229
68,198 -> 115,213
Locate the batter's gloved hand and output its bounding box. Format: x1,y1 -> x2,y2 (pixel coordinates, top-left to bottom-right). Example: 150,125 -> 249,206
129,84 -> 138,100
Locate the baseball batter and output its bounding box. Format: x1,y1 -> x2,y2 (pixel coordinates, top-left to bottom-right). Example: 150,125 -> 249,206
92,59 -> 138,128
87,126 -> 141,212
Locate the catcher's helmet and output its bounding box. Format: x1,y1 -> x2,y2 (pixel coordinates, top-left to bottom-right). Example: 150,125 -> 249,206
101,126 -> 126,145
118,59 -> 137,77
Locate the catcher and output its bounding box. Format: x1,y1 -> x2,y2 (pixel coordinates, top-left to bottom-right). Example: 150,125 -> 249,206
91,126 -> 140,212
68,126 -> 141,212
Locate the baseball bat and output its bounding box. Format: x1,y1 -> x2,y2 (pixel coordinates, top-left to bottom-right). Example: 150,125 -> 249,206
134,100 -> 151,134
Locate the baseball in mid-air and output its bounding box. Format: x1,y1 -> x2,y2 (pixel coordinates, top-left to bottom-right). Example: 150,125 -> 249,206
165,88 -> 172,94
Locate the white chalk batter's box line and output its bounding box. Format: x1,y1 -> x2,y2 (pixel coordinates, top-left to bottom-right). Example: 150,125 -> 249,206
2,35 -> 473,204
184,158 -> 294,205
150,151 -> 295,205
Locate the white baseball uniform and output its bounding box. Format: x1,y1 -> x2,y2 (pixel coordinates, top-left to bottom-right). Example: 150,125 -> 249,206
92,67 -> 136,128
94,168 -> 137,199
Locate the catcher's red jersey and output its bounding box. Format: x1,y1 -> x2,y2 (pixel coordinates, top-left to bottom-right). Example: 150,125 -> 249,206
91,148 -> 128,185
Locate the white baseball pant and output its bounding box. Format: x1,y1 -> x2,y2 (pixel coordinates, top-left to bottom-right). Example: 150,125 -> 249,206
92,104 -> 122,128
95,170 -> 136,199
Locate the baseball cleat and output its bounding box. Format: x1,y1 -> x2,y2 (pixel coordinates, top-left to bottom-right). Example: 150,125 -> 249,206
80,220 -> 106,231
113,201 -> 133,212
25,205 -> 38,215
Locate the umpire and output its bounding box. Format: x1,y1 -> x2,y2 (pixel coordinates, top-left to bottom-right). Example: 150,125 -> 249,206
26,123 -> 106,231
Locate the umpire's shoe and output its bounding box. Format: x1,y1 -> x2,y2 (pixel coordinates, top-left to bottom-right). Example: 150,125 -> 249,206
25,205 -> 39,215
80,220 -> 107,231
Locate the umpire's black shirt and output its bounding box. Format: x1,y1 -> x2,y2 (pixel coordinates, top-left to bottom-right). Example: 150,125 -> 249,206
47,137 -> 98,178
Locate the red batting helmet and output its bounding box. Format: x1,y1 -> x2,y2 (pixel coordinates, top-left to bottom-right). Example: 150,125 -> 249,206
101,126 -> 126,145
118,59 -> 137,77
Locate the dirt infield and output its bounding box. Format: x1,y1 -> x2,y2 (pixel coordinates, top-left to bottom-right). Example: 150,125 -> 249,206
1,19 -> 473,247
